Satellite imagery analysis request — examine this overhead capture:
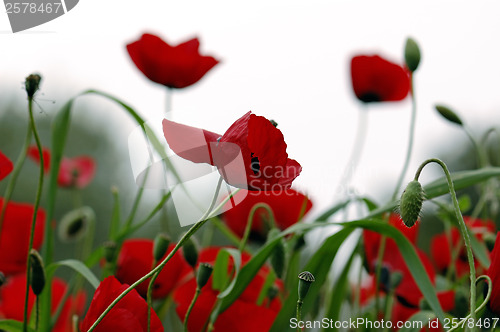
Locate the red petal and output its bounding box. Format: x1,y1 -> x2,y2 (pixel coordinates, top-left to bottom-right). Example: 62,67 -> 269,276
487,232 -> 500,315
0,150 -> 13,181
57,156 -> 96,188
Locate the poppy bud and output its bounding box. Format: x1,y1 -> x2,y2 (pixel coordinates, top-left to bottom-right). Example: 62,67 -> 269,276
268,228 -> 285,279
25,73 -> 42,98
196,263 -> 213,289
0,271 -> 5,287
297,271 -> 315,301
399,180 -> 424,228
103,241 -> 118,263
29,249 -> 45,296
269,120 -> 278,128
435,105 -> 463,126
153,233 -> 171,262
182,236 -> 199,269
58,207 -> 95,243
404,37 -> 421,72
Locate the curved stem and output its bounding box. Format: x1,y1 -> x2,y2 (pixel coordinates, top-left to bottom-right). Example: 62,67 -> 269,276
414,158 -> 476,324
464,126 -> 486,168
23,97 -> 45,332
184,287 -> 201,331
87,177 -> 224,332
239,202 -> 276,252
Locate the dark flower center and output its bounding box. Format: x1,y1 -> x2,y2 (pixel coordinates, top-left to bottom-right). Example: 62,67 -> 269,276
359,92 -> 381,103
250,153 -> 260,175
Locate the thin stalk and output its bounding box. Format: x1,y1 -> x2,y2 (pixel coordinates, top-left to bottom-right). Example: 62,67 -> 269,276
35,296 -> 40,331
239,203 -> 275,252
23,97 -> 45,332
87,177 -> 224,332
183,287 -> 201,332
414,158 -> 476,325
296,300 -> 303,332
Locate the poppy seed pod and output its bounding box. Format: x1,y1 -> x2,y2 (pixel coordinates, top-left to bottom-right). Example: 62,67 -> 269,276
196,263 -> 213,289
399,180 -> 424,228
29,249 -> 45,296
182,236 -> 199,269
153,233 -> 171,262
404,37 -> 421,72
25,73 -> 41,98
297,271 -> 315,301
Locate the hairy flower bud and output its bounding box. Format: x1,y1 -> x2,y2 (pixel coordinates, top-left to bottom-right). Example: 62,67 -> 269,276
25,73 -> 42,98
153,233 -> 171,262
29,249 -> 45,296
435,104 -> 463,126
399,180 -> 424,227
404,37 -> 421,72
182,236 -> 199,269
298,271 -> 315,301
196,263 -> 213,289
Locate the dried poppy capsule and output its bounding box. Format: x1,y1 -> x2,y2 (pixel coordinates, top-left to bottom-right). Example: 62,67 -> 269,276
399,180 -> 424,227
297,271 -> 315,301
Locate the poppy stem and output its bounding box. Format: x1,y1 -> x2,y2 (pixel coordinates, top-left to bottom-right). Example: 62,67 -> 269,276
23,97 -> 45,332
183,287 -> 201,332
296,300 -> 303,332
87,176 -> 225,332
414,158 -> 476,325
239,203 -> 276,252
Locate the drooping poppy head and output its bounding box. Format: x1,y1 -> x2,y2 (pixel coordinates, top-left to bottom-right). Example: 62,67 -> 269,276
126,33 -> 219,89
115,239 -> 190,299
162,112 -> 301,191
0,151 -> 13,181
173,247 -> 282,332
487,232 -> 500,315
80,276 -> 164,332
0,198 -> 45,276
222,189 -> 312,240
0,275 -> 86,332
350,55 -> 410,103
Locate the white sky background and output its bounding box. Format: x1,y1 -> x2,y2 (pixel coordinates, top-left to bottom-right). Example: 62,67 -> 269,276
1,1 -> 500,216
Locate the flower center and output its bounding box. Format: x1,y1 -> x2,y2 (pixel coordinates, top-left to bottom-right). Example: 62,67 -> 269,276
250,153 -> 260,175
359,92 -> 381,103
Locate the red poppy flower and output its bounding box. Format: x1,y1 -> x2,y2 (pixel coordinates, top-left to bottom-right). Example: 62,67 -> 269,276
430,217 -> 495,277
173,247 -> 282,332
363,214 -> 435,307
80,276 -> 164,332
0,151 -> 13,181
222,189 -> 312,240
115,239 -> 189,299
350,55 -> 410,103
27,146 -> 96,189
126,33 -> 219,89
0,275 -> 86,332
163,112 -> 301,191
487,232 -> 500,315
0,198 -> 45,276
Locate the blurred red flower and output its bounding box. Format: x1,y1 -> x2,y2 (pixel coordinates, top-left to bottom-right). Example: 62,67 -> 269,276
27,146 -> 96,189
0,198 -> 45,276
487,232 -> 500,315
115,239 -> 189,299
163,112 -> 301,191
222,189 -> 312,240
0,275 -> 85,332
173,247 -> 282,332
350,55 -> 410,103
0,150 -> 13,181
80,276 -> 164,332
430,216 -> 495,277
363,214 -> 435,307
126,33 -> 219,89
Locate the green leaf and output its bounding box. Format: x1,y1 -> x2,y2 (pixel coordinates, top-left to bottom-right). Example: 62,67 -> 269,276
0,320 -> 36,332
47,259 -> 100,289
397,311 -> 436,332
316,199 -> 350,222
215,248 -> 242,298
212,250 -> 230,291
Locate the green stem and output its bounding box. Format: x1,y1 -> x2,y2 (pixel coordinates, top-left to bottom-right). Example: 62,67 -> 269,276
184,287 -> 201,332
35,296 -> 40,331
146,269 -> 160,332
239,203 -> 276,252
464,126 -> 486,168
0,123 -> 32,233
87,177 -> 225,332
414,158 -> 476,326
296,300 -> 303,332
23,97 -> 45,332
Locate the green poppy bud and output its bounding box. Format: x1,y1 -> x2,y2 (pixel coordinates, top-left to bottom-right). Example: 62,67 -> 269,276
269,120 -> 278,128
103,241 -> 118,263
58,207 -> 95,243
196,263 -> 213,289
153,233 -> 171,262
268,228 -> 285,279
435,104 -> 463,126
25,73 -> 42,98
29,249 -> 45,296
399,180 -> 424,228
297,271 -> 315,301
182,236 -> 199,269
404,37 -> 421,72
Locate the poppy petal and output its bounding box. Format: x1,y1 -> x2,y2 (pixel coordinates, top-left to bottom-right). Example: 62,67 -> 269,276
0,151 -> 13,181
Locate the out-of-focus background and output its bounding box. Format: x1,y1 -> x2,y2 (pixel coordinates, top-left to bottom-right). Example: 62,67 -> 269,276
1,0 -> 500,247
